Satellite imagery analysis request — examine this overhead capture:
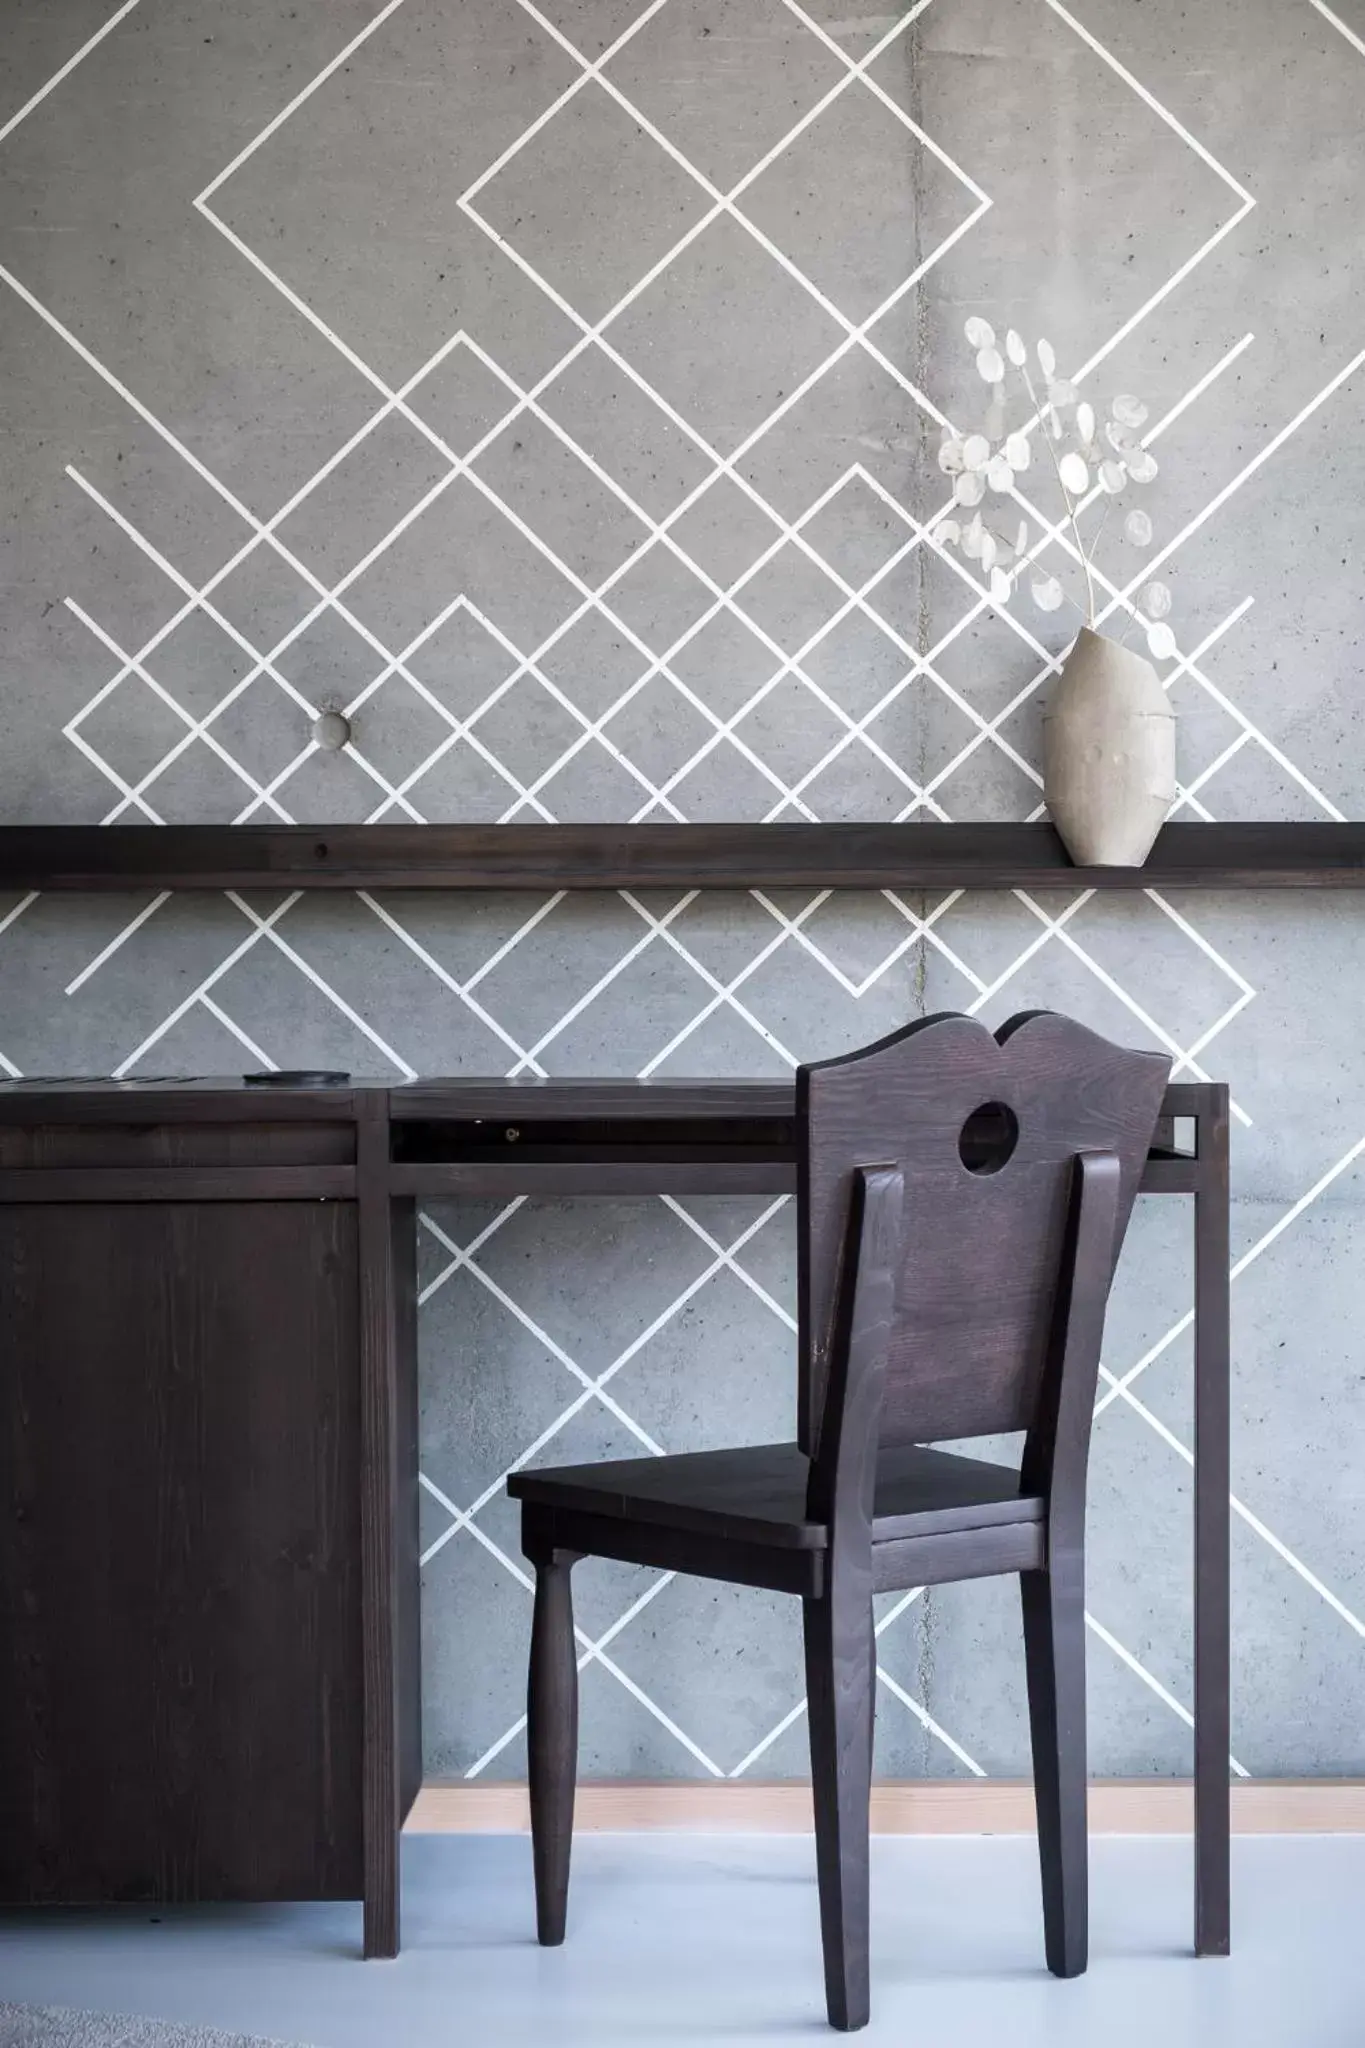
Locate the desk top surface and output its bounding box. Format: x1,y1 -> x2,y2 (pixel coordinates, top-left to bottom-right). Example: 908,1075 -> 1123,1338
0,1075 -> 803,1125
0,1075 -> 1213,1104
0,1073 -> 793,1100
0,1073 -> 1215,1120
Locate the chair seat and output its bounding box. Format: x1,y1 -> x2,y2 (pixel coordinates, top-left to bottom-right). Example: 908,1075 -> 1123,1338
508,1440 -> 1043,1552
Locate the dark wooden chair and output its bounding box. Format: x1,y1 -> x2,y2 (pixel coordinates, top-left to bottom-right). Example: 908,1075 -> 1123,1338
507,1011 -> 1171,2030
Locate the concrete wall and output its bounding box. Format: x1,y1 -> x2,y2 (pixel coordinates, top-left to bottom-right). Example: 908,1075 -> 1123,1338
3,0 -> 1364,1783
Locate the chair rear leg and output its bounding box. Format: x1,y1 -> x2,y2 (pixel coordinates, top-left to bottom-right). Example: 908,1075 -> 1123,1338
528,1547 -> 580,1945
804,1590 -> 876,2031
1021,1563 -> 1088,1977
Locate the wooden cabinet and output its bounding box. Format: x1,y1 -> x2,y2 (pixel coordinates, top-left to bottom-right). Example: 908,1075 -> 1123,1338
1,1198 -> 362,1903
0,1090 -> 417,1940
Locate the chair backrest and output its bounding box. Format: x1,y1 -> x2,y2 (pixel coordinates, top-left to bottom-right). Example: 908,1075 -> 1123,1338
797,1011 -> 1171,1457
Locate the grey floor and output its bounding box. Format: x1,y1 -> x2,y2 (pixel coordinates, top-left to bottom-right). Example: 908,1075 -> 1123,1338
0,2008 -> 304,2048
3,1834 -> 1364,2048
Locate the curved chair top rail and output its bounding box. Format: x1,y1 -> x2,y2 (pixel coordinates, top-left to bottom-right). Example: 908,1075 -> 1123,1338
797,1011 -> 1171,1454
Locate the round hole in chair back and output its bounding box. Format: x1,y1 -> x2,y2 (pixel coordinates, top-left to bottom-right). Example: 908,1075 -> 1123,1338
958,1100 -> 1020,1175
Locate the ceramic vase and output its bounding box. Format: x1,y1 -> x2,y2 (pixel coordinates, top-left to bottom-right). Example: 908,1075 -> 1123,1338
1043,627 -> 1176,867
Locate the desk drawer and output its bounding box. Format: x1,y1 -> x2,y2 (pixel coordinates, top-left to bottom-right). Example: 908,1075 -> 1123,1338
391,1114 -> 797,1160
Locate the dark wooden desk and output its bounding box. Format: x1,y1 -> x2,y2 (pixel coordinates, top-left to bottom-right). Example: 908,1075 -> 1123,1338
0,1076 -> 1229,1964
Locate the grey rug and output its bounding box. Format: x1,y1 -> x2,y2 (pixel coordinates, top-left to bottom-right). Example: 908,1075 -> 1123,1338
0,2009 -> 313,2048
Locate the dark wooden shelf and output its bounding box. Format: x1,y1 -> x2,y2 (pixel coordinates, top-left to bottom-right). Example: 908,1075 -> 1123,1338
0,821 -> 1362,892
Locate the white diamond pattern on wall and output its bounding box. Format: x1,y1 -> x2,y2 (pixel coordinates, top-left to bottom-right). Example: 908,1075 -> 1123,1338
3,0 -> 1365,1781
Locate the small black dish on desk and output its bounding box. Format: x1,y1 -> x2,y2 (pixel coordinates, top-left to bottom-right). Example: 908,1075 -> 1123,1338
244,1071 -> 351,1087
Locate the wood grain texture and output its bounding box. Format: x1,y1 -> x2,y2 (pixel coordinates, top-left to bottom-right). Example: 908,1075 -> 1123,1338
0,1067 -> 1219,1977
507,1013 -> 1173,2028
1016,1150 -> 1124,1981
1020,1152 -> 1124,1559
0,1165 -> 355,1201
3,820 -> 1365,891
393,1065 -> 1216,1964
0,1122 -> 355,1169
1194,1085 -> 1232,1957
0,1201 -> 362,1904
357,1100 -> 402,1959
805,1592 -> 875,2033
798,1013 -> 1170,1455
804,1167 -> 902,2032
393,1195 -> 423,1831
510,1440 -> 1041,1551
869,1519 -> 1045,1592
0,1076 -> 1190,1195
408,1779 -> 1365,1835
0,1083 -> 364,1126
390,1160 -> 794,1198
518,1502 -> 823,1597
390,1079 -> 797,1120
1021,1566 -> 1088,1977
525,1545 -> 581,1947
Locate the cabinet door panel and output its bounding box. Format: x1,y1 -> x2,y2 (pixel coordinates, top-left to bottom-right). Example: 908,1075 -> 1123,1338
1,1202 -> 362,1902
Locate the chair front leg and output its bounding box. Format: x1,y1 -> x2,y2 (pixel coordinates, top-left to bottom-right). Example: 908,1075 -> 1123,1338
1021,1559 -> 1088,1977
804,1588 -> 876,2032
527,1544 -> 581,1946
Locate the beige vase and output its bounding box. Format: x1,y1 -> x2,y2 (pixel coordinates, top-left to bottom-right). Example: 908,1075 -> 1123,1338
1043,627 -> 1176,867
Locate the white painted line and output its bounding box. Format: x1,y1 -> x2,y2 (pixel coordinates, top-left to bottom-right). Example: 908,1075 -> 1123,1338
0,0 -> 145,147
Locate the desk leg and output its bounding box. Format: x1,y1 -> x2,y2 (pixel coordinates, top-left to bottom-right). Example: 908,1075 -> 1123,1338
1193,1089 -> 1231,1956
359,1104 -> 401,1959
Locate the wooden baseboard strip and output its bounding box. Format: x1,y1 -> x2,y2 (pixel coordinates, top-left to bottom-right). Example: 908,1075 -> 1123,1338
408,1779 -> 1365,1837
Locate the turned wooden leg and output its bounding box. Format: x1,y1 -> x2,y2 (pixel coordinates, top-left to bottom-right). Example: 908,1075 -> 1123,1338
1021,1563 -> 1088,1977
527,1548 -> 580,1946
804,1590 -> 876,2032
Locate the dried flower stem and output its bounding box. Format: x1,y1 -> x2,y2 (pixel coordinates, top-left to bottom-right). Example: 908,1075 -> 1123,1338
1021,365 -> 1097,627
